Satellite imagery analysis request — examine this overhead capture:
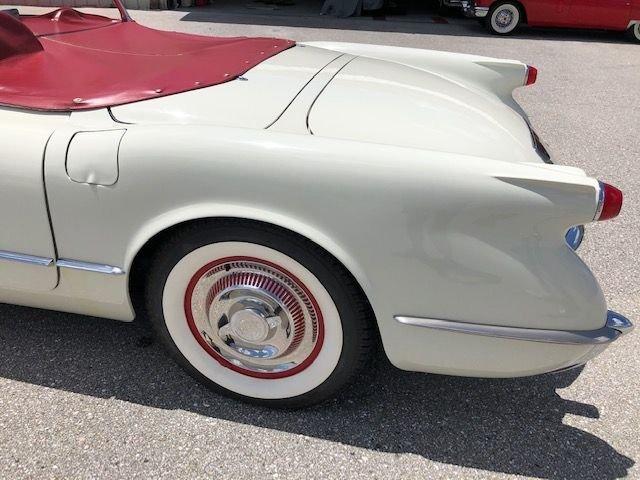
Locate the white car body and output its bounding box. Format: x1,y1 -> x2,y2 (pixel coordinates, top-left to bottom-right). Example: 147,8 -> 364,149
0,41 -> 632,381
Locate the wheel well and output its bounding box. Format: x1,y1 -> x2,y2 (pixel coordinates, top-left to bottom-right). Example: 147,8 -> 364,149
128,217 -> 380,342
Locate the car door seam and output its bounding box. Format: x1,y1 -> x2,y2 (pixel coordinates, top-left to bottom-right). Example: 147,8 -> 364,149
42,129 -> 61,288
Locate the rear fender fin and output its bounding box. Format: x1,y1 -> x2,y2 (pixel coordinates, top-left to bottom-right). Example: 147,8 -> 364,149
495,176 -> 599,228
474,60 -> 529,97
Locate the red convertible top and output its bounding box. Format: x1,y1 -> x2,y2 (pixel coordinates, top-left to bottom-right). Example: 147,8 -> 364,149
0,7 -> 294,111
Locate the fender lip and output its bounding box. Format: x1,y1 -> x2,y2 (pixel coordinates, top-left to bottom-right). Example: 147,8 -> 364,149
394,310 -> 633,345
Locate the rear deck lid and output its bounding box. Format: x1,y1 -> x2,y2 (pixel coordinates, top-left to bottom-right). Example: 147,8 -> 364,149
308,56 -> 539,163
111,45 -> 340,128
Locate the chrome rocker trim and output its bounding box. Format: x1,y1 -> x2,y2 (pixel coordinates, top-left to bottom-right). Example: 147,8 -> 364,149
0,250 -> 124,275
56,259 -> 125,275
0,250 -> 54,266
394,310 -> 633,345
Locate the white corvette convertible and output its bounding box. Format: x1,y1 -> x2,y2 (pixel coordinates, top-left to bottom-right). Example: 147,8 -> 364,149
0,2 -> 632,407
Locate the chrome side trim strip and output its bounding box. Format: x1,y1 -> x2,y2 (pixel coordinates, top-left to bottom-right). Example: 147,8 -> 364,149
0,250 -> 54,266
394,310 -> 632,345
56,259 -> 125,275
0,251 -> 125,275
594,181 -> 605,221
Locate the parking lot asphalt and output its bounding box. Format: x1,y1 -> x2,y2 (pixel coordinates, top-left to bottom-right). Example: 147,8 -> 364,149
1,6 -> 639,480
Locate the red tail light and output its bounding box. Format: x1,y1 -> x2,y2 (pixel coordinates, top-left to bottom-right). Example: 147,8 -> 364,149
595,181 -> 623,221
525,65 -> 537,86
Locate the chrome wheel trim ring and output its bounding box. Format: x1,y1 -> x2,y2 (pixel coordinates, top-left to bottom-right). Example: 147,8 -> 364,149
184,256 -> 324,379
491,4 -> 519,33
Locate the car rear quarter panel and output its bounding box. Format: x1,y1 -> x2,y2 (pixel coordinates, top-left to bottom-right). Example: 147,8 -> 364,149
43,120 -> 607,364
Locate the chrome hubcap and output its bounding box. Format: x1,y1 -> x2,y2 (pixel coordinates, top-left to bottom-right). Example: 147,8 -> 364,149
495,8 -> 513,27
226,306 -> 272,344
185,258 -> 323,378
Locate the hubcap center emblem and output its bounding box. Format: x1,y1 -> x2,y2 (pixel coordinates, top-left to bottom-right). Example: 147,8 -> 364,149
230,308 -> 270,343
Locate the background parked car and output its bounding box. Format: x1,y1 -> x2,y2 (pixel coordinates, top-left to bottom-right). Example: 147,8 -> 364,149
462,0 -> 640,41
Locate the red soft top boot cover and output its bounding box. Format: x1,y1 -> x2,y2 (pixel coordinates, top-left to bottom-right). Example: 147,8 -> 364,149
0,10 -> 294,111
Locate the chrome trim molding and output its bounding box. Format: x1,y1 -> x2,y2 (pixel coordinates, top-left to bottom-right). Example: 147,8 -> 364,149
0,250 -> 54,266
394,310 -> 633,345
0,251 -> 125,275
56,259 -> 125,275
594,181 -> 605,221
548,362 -> 586,375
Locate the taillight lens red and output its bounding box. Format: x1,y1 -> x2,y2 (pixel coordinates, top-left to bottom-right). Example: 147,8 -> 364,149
525,65 -> 537,86
595,181 -> 623,221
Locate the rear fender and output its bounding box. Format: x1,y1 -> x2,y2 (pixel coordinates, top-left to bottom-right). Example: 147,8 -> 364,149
302,42 -> 529,104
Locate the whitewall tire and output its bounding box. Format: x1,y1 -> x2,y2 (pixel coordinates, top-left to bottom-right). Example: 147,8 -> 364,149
486,2 -> 522,35
144,220 -> 375,407
628,23 -> 640,43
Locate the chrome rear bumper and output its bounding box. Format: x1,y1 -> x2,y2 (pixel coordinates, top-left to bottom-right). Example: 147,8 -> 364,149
607,310 -> 634,335
395,310 -> 633,346
565,225 -> 585,250
461,1 -> 489,17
